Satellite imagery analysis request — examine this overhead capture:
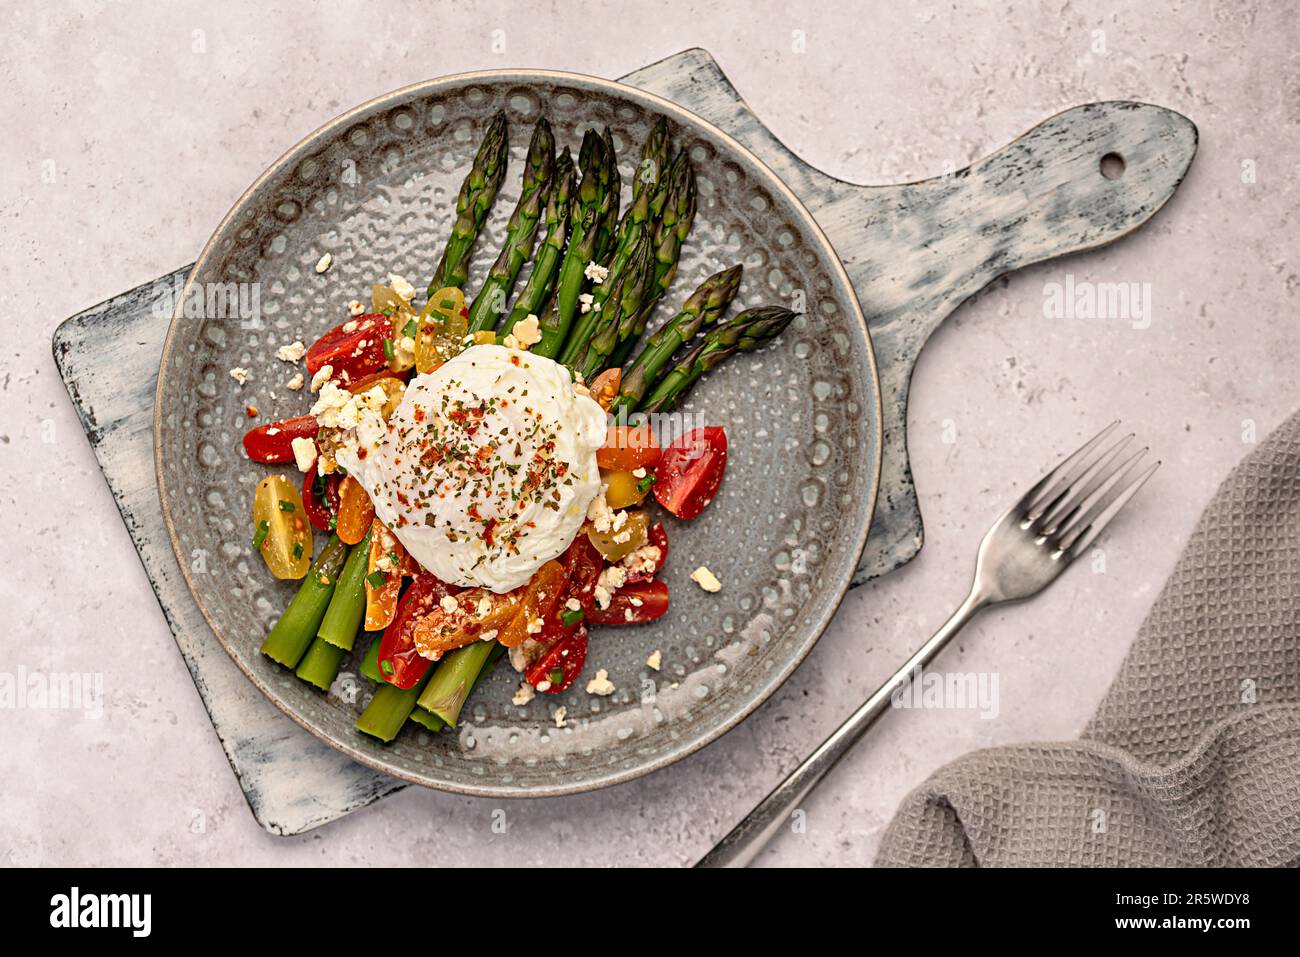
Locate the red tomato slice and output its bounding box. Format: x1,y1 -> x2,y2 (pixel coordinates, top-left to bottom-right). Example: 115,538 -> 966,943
524,623 -> 588,694
585,579 -> 669,626
301,460 -> 340,532
562,532 -> 604,609
623,522 -> 668,584
305,313 -> 391,384
242,415 -> 318,464
377,572 -> 461,689
596,424 -> 661,472
653,426 -> 727,520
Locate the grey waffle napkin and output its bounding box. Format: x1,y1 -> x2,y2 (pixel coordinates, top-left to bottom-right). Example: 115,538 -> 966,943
875,414 -> 1300,867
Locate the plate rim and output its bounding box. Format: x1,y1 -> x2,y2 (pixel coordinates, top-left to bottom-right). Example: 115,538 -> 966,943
154,67 -> 883,797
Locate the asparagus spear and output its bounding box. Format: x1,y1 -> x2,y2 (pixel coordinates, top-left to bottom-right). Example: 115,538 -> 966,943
500,147 -> 574,336
415,641 -> 502,728
631,116 -> 669,203
611,264 -> 743,417
295,638 -> 345,690
572,235 -> 655,380
466,118 -> 556,332
260,536 -> 347,669
592,126 -> 622,264
638,306 -> 797,414
531,129 -> 614,358
607,154 -> 698,369
426,110 -> 509,296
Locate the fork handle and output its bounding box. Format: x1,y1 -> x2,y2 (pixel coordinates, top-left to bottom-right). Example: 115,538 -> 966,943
694,588 -> 988,868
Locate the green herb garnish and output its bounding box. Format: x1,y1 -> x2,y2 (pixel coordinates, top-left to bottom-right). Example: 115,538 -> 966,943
278,500 -> 295,513
252,520 -> 269,549
561,608 -> 584,627
366,570 -> 388,589
292,541 -> 304,560
383,338 -> 396,362
637,473 -> 657,493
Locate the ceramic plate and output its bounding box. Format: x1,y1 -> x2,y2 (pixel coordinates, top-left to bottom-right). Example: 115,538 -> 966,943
155,70 -> 882,796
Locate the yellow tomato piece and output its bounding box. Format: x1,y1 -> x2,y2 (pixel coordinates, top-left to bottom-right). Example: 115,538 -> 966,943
603,469 -> 648,509
472,330 -> 497,345
414,287 -> 468,374
587,508 -> 650,563
253,474 -> 312,579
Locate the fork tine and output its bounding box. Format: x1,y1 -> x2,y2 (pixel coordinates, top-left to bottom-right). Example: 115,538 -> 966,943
1060,458 -> 1160,557
1034,433 -> 1136,534
1019,420 -> 1120,516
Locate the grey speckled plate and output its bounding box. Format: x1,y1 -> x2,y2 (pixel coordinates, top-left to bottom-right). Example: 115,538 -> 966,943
155,70 -> 882,797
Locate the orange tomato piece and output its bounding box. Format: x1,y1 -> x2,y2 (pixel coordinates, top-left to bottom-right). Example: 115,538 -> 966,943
411,587 -> 522,660
498,560 -> 568,647
335,476 -> 375,545
596,423 -> 661,472
364,520 -> 415,630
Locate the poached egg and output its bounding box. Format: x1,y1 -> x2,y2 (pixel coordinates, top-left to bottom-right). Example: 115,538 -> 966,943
337,344 -> 606,592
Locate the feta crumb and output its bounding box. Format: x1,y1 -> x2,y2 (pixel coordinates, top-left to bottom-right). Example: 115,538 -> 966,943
478,629 -> 498,643
388,273 -> 416,301
553,705 -> 566,728
586,486 -> 614,532
691,565 -> 722,593
512,682 -> 535,706
347,299 -> 365,317
439,594 -> 459,613
266,428 -> 281,436
513,314 -> 542,348
646,649 -> 662,671
585,669 -> 615,696
503,333 -> 521,350
577,292 -> 594,314
611,509 -> 628,532
476,596 -> 493,617
584,261 -> 609,284
290,437 -> 317,473
276,340 -> 307,363
309,364 -> 333,393
228,367 -> 250,386
286,372 -> 305,391
612,529 -> 631,544
315,252 -> 333,273
631,467 -> 647,479
393,336 -> 416,367
526,617 -> 544,635
342,320 -> 359,334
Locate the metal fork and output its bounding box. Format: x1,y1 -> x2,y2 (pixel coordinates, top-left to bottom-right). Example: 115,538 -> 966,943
695,421 -> 1158,868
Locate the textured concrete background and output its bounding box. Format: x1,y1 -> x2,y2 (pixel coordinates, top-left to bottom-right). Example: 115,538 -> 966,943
2,0 -> 1296,866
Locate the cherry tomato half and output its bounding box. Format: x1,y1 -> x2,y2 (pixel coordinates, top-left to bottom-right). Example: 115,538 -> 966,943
305,313 -> 392,384
653,426 -> 727,520
585,579 -> 669,626
377,573 -> 460,689
301,461 -> 340,532
524,623 -> 588,694
596,424 -> 661,472
243,415 -> 318,464
623,522 -> 668,584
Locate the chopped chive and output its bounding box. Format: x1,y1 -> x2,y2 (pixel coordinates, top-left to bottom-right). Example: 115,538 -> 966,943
252,520 -> 269,549
292,541 -> 304,559
278,500 -> 296,513
561,608 -> 584,627
381,306 -> 395,317
388,551 -> 400,564
380,659 -> 393,675
439,298 -> 456,310
366,570 -> 388,589
328,514 -> 338,530
548,668 -> 564,685
402,318 -> 418,338
637,473 -> 657,493
383,338 -> 396,362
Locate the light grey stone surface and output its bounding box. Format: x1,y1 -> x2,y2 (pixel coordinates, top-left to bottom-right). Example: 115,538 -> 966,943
2,0 -> 1295,866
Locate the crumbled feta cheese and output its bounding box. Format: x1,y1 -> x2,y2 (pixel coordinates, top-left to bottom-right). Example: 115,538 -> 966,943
388,273 -> 416,301
347,299 -> 365,317
512,682 -> 535,706
309,364 -> 333,393
611,509 -> 628,532
552,705 -> 566,727
586,486 -> 614,532
228,367 -> 250,386
513,314 -> 542,348
585,669 -> 615,696
620,544 -> 661,576
564,598 -> 581,612
646,649 -> 662,671
266,428 -> 281,436
310,382 -> 351,427
592,564 -> 628,610
577,292 -> 595,314
439,594 -> 459,613
691,565 -> 722,593
276,340 -> 307,363
478,629 -> 498,643
527,617 -> 544,635
476,596 -> 493,617
286,372 -> 305,391
315,252 -> 333,273
503,333 -> 521,350
375,554 -> 394,571
291,436 -> 317,473
393,336 -> 416,368
612,529 -> 631,544
342,320 -> 359,334
584,261 -> 609,284
631,467 -> 647,479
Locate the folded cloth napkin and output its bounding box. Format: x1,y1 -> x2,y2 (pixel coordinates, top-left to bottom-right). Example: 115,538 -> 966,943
875,414 -> 1300,867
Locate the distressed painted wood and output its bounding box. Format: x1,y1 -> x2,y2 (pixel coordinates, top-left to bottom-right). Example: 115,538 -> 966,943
53,48 -> 1195,832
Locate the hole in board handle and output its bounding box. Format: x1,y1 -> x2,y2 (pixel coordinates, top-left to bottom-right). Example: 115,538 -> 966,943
1100,152 -> 1126,180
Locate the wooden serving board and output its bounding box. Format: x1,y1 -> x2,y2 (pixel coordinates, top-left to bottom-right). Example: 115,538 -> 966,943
52,48 -> 1196,834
